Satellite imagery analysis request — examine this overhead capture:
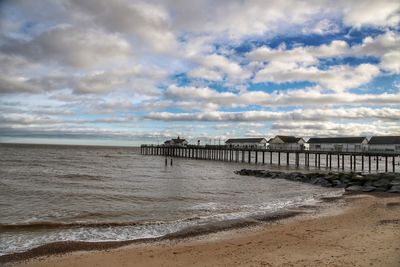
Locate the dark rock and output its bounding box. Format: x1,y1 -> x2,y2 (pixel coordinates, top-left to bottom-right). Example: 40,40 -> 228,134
374,187 -> 388,192
262,172 -> 274,178
305,173 -> 321,179
362,174 -> 380,181
234,169 -> 397,192
378,173 -> 398,180
274,172 -> 286,178
362,186 -> 376,192
372,179 -> 391,188
341,178 -> 350,184
324,175 -> 337,181
354,174 -> 364,179
345,185 -> 364,192
312,178 -> 332,187
388,185 -> 400,193
332,180 -> 346,188
389,180 -> 400,186
286,172 -> 305,182
255,171 -> 267,177
346,179 -> 364,186
363,180 -> 374,187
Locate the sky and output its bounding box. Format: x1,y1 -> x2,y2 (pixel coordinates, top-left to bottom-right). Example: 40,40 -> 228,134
0,0 -> 399,146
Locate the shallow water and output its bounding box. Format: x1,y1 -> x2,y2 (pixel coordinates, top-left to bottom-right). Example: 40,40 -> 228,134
0,144 -> 343,255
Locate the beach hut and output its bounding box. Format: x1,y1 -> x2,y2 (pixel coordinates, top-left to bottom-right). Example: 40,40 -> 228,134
368,136 -> 400,152
225,138 -> 268,148
268,136 -> 305,150
307,137 -> 368,152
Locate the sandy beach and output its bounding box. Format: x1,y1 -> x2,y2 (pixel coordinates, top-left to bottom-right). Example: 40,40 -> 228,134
5,193 -> 399,267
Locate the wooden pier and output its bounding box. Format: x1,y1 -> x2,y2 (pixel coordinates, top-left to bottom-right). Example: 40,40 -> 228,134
140,145 -> 400,173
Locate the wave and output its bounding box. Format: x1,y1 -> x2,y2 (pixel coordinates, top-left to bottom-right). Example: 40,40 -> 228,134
58,174 -> 108,181
0,221 -> 142,230
0,217 -> 200,231
0,210 -> 304,263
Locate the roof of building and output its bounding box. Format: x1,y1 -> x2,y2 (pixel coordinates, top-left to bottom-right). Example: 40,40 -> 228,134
171,138 -> 187,143
368,136 -> 400,145
225,138 -> 267,143
307,137 -> 367,144
164,136 -> 187,144
273,135 -> 303,143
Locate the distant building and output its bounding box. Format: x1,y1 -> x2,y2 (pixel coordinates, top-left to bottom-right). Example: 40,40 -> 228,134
164,136 -> 188,147
268,135 -> 305,150
368,136 -> 400,152
307,137 -> 368,152
225,138 -> 268,148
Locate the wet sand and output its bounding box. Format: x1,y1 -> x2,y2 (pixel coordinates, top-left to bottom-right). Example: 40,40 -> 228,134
7,193 -> 400,267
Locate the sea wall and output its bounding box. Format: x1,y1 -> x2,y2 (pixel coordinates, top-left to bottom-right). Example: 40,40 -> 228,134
235,169 -> 400,193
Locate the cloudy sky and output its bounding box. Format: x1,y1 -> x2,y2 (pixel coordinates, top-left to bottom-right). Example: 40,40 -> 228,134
0,0 -> 399,145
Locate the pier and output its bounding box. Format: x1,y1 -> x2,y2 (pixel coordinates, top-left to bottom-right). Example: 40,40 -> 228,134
140,145 -> 400,173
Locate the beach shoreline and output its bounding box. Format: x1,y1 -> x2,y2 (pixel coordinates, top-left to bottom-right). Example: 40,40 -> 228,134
0,209 -> 307,264
5,192 -> 400,267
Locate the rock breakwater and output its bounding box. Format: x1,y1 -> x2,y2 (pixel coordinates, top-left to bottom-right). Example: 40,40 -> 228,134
235,169 -> 400,193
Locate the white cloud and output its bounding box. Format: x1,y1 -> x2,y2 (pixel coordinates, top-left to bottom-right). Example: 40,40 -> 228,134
164,85 -> 400,108
145,107 -> 400,122
187,68 -> 224,81
67,0 -> 177,53
303,19 -> 340,35
187,54 -> 251,82
0,73 -> 42,94
340,0 -> 400,28
259,63 -> 380,92
271,120 -> 400,137
2,26 -> 132,68
164,0 -> 329,40
380,51 -> 400,73
248,46 -> 317,66
353,31 -> 400,57
248,31 -> 400,86
72,67 -> 166,95
0,65 -> 167,95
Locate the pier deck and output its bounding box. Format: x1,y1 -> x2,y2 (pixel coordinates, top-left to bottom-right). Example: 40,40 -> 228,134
140,145 -> 400,173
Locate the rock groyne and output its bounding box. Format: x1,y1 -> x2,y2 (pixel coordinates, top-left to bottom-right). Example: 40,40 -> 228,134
235,169 -> 400,193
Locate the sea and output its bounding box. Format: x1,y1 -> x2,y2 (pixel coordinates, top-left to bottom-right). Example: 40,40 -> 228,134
0,143 -> 344,256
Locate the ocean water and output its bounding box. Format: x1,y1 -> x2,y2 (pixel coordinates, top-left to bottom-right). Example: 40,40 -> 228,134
0,144 -> 343,255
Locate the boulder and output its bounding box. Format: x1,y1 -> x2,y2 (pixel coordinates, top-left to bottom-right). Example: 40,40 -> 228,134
305,173 -> 321,179
345,185 -> 364,192
372,179 -> 391,188
374,187 -> 388,192
378,173 -> 398,180
389,180 -> 400,186
312,178 -> 332,187
362,186 -> 376,192
262,172 -> 274,178
255,171 -> 267,177
324,175 -> 338,181
285,172 -> 306,182
332,179 -> 346,188
274,172 -> 286,178
362,174 -> 380,181
363,180 -> 374,187
346,179 -> 364,186
387,185 -> 400,193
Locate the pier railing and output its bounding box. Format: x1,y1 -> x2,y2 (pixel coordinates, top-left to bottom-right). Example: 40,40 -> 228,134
140,145 -> 400,173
